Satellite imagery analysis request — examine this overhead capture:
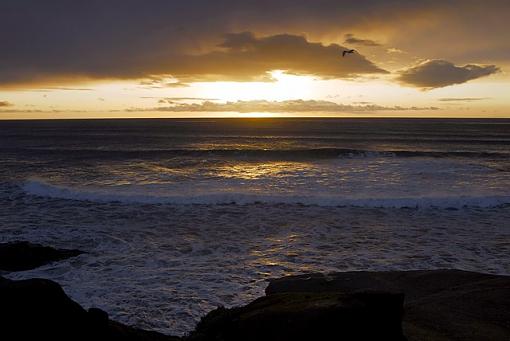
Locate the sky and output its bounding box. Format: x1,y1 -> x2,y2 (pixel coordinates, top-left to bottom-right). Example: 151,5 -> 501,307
0,0 -> 509,119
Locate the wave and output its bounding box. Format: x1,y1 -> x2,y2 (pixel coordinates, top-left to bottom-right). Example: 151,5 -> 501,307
23,180 -> 510,208
5,147 -> 510,161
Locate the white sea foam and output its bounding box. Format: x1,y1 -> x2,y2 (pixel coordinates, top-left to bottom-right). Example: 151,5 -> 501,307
23,179 -> 510,208
2,198 -> 510,336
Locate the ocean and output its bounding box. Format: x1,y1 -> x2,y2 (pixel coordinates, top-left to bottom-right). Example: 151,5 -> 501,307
1,118 -> 509,334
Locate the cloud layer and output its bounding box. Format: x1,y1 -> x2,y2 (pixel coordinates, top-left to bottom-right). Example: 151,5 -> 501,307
344,34 -> 381,47
169,32 -> 386,82
438,97 -> 489,102
0,1 -> 507,88
127,99 -> 438,113
0,101 -> 12,107
398,60 -> 500,89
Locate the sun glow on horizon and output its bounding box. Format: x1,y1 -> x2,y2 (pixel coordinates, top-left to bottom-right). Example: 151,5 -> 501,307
235,112 -> 278,118
195,71 -> 318,102
1,69 -> 509,119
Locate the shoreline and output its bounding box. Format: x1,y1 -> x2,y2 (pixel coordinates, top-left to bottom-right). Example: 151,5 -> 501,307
1,242 -> 509,340
2,203 -> 509,335
2,268 -> 509,340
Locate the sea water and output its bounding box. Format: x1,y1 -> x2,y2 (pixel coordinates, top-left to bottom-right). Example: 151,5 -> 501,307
1,118 -> 509,334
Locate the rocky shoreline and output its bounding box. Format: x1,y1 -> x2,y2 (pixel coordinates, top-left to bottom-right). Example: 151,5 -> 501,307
267,269 -> 510,340
1,241 -> 508,340
0,241 -> 83,272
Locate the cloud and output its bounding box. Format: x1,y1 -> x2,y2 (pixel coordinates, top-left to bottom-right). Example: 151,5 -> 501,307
138,75 -> 189,88
397,60 -> 500,89
169,32 -> 387,82
0,1 -> 508,87
0,108 -> 86,114
0,101 -> 13,107
1,29 -> 386,86
439,97 -> 490,102
126,99 -> 438,113
156,97 -> 221,104
9,87 -> 92,91
344,34 -> 381,47
386,48 -> 405,54
44,87 -> 93,91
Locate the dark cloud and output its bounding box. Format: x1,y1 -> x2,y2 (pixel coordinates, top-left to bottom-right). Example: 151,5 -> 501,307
0,101 -> 13,107
0,1 -> 508,87
138,76 -> 188,88
344,34 -> 381,47
127,99 -> 438,113
439,97 -> 490,102
0,1 -> 399,87
167,32 -> 386,82
120,32 -> 387,83
398,60 -> 500,89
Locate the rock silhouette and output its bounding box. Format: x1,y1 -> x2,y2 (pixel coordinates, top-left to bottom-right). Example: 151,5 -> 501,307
0,276 -> 178,341
0,241 -> 83,272
188,291 -> 406,341
267,269 -> 510,341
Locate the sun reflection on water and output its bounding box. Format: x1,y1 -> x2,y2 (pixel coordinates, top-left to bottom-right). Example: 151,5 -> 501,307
213,161 -> 311,180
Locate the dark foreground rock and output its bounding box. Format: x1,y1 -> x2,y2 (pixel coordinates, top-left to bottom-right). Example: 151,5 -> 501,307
0,276 -> 180,341
188,291 -> 406,341
0,241 -> 83,272
267,269 -> 510,341
0,274 -> 406,341
1,265 -> 506,340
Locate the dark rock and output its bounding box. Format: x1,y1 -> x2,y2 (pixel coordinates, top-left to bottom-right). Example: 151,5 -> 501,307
266,269 -> 510,341
88,307 -> 110,327
0,276 -> 180,341
188,291 -> 406,341
0,241 -> 83,272
2,267 -> 506,340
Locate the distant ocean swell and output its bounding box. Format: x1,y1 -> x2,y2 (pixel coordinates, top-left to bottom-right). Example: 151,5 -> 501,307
3,147 -> 509,161
22,180 -> 510,208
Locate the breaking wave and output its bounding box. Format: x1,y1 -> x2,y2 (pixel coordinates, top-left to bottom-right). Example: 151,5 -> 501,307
23,180 -> 510,208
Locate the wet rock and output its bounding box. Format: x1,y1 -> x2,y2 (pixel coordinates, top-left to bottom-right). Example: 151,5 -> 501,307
188,291 -> 406,341
266,269 -> 510,341
0,241 -> 83,271
0,276 -> 180,340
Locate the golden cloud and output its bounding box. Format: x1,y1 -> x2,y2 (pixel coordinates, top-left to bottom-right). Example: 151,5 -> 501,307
126,99 -> 439,113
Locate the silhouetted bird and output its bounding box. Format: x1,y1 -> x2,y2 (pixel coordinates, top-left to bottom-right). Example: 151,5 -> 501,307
342,49 -> 355,57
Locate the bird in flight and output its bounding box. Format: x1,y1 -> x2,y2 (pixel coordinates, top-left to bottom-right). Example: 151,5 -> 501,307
342,49 -> 355,57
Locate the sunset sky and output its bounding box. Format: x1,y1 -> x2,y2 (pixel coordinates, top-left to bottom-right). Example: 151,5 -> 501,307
1,0 -> 509,119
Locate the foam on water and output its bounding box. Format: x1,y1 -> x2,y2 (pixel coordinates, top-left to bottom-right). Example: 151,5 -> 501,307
23,179 -> 510,208
1,193 -> 509,336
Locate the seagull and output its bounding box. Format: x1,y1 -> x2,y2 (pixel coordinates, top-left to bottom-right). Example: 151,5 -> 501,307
342,49 -> 355,57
